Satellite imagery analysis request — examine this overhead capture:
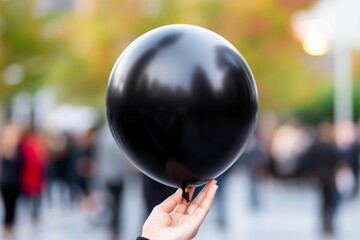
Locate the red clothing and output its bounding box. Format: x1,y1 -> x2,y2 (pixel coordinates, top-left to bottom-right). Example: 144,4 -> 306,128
20,134 -> 46,196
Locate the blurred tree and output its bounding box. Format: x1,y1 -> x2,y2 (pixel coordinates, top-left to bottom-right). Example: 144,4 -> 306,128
353,53 -> 360,121
296,85 -> 334,123
2,0 -> 358,122
0,0 -> 56,100
297,70 -> 360,123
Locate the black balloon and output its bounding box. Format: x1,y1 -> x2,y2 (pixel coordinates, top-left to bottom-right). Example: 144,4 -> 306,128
106,24 -> 258,188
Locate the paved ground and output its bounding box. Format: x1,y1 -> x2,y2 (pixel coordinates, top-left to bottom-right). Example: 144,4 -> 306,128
1,171 -> 359,240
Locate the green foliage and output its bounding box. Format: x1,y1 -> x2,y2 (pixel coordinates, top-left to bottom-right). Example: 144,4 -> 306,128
297,72 -> 360,123
0,0 -> 56,98
354,79 -> 360,121
296,85 -> 334,123
2,0 -> 358,123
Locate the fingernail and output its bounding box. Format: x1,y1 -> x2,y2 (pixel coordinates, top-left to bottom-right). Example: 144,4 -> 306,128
208,185 -> 218,196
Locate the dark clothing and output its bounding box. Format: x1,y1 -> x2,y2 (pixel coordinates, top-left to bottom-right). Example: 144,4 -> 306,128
45,144 -> 73,207
339,142 -> 360,196
0,187 -> 19,226
107,182 -> 124,236
1,151 -> 23,226
45,133 -> 73,206
0,153 -> 23,189
71,144 -> 95,196
299,140 -> 341,234
299,141 -> 339,180
241,136 -> 263,210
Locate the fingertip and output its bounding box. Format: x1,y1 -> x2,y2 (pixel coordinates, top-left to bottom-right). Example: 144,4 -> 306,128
210,179 -> 217,185
208,184 -> 218,197
205,179 -> 216,187
175,188 -> 182,197
192,184 -> 218,221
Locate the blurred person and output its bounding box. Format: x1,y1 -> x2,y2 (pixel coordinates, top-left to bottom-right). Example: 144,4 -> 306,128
19,125 -> 47,223
211,171 -> 229,230
45,130 -> 72,208
208,132 -> 266,232
0,123 -> 23,238
335,121 -> 360,197
95,123 -> 133,240
70,126 -> 99,208
139,179 -> 218,240
241,132 -> 265,210
298,122 -> 341,235
270,121 -> 311,178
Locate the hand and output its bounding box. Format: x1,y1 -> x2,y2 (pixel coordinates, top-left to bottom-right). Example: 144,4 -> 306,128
141,179 -> 218,240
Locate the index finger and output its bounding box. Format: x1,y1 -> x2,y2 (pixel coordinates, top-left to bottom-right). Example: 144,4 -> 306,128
186,179 -> 217,214
193,184 -> 218,220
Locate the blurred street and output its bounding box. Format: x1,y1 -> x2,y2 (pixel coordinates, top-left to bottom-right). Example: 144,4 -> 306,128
1,171 -> 359,240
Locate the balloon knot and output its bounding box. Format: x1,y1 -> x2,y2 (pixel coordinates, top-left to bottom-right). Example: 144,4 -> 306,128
181,183 -> 190,202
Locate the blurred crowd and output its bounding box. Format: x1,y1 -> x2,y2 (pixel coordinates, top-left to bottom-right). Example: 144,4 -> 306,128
0,120 -> 133,240
0,117 -> 359,240
257,119 -> 360,235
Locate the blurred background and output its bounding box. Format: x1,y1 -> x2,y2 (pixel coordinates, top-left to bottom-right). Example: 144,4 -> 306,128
0,0 -> 359,240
